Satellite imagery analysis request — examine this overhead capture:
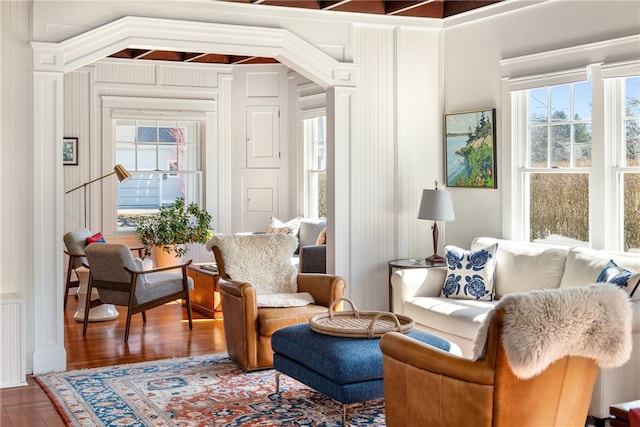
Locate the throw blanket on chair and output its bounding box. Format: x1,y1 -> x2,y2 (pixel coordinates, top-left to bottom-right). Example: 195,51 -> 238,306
206,233 -> 314,307
472,283 -> 632,379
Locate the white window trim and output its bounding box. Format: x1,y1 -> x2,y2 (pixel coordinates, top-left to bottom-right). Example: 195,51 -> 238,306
500,35 -> 640,250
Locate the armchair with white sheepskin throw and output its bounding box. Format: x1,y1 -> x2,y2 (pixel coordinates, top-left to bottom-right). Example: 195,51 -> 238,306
380,283 -> 632,427
206,233 -> 346,371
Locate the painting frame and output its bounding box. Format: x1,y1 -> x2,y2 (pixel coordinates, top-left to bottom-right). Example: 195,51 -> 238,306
63,137 -> 78,166
444,108 -> 497,189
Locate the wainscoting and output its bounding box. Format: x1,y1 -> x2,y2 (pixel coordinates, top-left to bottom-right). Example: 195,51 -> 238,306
0,294 -> 26,389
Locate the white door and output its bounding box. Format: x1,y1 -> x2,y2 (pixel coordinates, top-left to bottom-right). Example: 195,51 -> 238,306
246,105 -> 280,169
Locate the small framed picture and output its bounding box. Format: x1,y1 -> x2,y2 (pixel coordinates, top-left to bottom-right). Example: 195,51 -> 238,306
444,108 -> 497,188
63,137 -> 78,166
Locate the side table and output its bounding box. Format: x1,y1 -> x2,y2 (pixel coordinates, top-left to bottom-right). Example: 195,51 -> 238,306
185,263 -> 222,319
388,258 -> 445,312
610,400 -> 640,427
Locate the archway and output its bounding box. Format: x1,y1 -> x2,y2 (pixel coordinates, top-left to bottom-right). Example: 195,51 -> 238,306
31,16 -> 356,374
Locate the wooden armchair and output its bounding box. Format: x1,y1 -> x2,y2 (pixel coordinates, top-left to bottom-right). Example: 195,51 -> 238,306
380,284 -> 632,427
83,243 -> 194,342
206,233 -> 345,371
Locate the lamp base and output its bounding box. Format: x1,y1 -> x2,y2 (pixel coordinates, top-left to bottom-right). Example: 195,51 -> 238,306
425,254 -> 446,266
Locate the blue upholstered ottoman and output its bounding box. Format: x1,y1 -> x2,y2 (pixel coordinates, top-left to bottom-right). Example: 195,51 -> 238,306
271,322 -> 454,424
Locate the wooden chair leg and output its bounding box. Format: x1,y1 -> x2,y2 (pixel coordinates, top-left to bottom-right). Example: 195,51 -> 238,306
124,311 -> 132,342
141,311 -> 146,323
82,278 -> 93,336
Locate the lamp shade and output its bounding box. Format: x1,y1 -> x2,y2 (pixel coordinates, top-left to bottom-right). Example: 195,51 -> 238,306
417,189 -> 455,222
113,164 -> 131,183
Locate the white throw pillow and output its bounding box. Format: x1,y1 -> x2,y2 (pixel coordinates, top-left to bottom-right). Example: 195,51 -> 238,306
268,216 -> 302,235
441,243 -> 498,301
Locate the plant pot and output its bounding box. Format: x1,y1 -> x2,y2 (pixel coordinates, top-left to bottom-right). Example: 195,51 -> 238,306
153,245 -> 183,268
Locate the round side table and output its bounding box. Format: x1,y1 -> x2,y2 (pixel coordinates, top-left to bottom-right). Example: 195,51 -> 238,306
73,267 -> 120,322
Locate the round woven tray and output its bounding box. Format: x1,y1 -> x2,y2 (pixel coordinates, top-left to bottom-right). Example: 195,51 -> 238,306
309,297 -> 415,338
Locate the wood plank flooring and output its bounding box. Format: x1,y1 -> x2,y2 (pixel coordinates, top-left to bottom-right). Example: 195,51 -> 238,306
1,296 -> 226,426
0,297 -> 609,427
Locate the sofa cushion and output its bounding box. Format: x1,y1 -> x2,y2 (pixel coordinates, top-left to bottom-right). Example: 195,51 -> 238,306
441,243 -> 498,300
471,237 -> 568,299
404,297 -> 495,341
560,247 -> 640,289
298,219 -> 327,251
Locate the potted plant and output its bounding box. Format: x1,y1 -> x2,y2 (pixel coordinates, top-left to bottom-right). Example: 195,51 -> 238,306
136,198 -> 213,262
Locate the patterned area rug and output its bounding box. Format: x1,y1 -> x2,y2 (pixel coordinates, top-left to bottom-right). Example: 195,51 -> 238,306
35,353 -> 385,426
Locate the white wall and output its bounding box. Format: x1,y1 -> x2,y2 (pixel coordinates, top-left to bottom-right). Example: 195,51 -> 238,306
442,0 -> 640,248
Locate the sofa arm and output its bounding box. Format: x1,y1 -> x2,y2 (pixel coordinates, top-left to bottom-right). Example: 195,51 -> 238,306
298,245 -> 326,273
390,267 -> 447,313
297,273 -> 346,308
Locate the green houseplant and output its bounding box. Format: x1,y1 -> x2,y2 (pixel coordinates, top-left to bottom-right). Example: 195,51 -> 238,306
136,198 -> 213,259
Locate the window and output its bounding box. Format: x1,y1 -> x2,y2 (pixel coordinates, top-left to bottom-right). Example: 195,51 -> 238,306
525,81 -> 592,244
114,119 -> 202,230
512,69 -> 640,252
304,116 -> 326,218
617,76 -> 640,251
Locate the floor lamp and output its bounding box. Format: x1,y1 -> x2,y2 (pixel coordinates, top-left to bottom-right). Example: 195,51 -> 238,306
65,164 -> 131,228
417,181 -> 455,265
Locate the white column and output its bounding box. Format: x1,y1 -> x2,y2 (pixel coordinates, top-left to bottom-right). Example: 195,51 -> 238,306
326,86 -> 355,292
32,71 -> 67,374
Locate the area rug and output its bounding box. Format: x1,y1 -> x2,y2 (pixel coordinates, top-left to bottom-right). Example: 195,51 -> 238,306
35,353 -> 385,426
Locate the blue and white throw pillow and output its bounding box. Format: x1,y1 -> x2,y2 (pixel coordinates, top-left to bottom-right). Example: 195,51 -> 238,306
596,259 -> 640,301
440,243 -> 498,301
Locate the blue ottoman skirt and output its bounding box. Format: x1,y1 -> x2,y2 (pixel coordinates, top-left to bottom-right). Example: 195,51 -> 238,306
271,323 -> 453,405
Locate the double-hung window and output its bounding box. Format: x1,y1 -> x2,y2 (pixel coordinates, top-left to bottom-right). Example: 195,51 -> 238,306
115,119 -> 203,230
510,64 -> 639,252
303,115 -> 327,219
608,76 -> 640,251
524,81 -> 592,244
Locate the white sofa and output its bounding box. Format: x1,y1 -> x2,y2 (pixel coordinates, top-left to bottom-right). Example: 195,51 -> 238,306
391,237 -> 640,422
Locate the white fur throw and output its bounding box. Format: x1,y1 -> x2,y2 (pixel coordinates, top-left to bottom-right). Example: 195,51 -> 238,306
257,292 -> 315,307
471,283 -> 632,379
206,233 -> 298,295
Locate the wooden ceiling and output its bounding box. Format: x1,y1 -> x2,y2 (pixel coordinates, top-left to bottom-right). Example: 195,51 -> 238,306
109,0 -> 503,65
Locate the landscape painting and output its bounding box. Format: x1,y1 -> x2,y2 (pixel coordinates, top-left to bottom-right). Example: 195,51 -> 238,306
444,108 -> 496,188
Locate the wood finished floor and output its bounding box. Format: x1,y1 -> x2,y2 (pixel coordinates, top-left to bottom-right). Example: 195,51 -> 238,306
0,297 -> 610,427
0,296 -> 226,426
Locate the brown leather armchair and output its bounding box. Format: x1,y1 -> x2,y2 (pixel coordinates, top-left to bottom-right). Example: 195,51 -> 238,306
208,233 -> 345,371
380,284 -> 632,427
